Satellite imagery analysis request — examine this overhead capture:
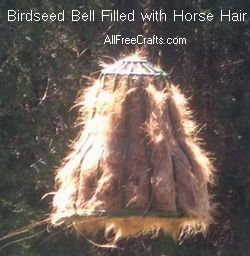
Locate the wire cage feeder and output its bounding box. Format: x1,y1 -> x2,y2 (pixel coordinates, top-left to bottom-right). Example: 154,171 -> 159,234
51,55 -> 213,241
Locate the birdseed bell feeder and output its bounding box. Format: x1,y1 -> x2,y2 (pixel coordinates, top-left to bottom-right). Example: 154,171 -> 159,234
51,54 -> 213,241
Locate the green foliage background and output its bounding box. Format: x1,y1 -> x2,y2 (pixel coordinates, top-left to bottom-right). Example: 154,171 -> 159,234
0,0 -> 249,255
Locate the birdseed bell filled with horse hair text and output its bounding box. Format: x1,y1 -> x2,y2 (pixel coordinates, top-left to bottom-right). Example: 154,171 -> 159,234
50,54 -> 214,242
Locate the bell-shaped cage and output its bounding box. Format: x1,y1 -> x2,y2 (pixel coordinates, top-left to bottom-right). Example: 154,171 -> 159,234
51,55 -> 214,241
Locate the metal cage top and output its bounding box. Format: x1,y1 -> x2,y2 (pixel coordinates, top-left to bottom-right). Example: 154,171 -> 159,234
101,56 -> 168,77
